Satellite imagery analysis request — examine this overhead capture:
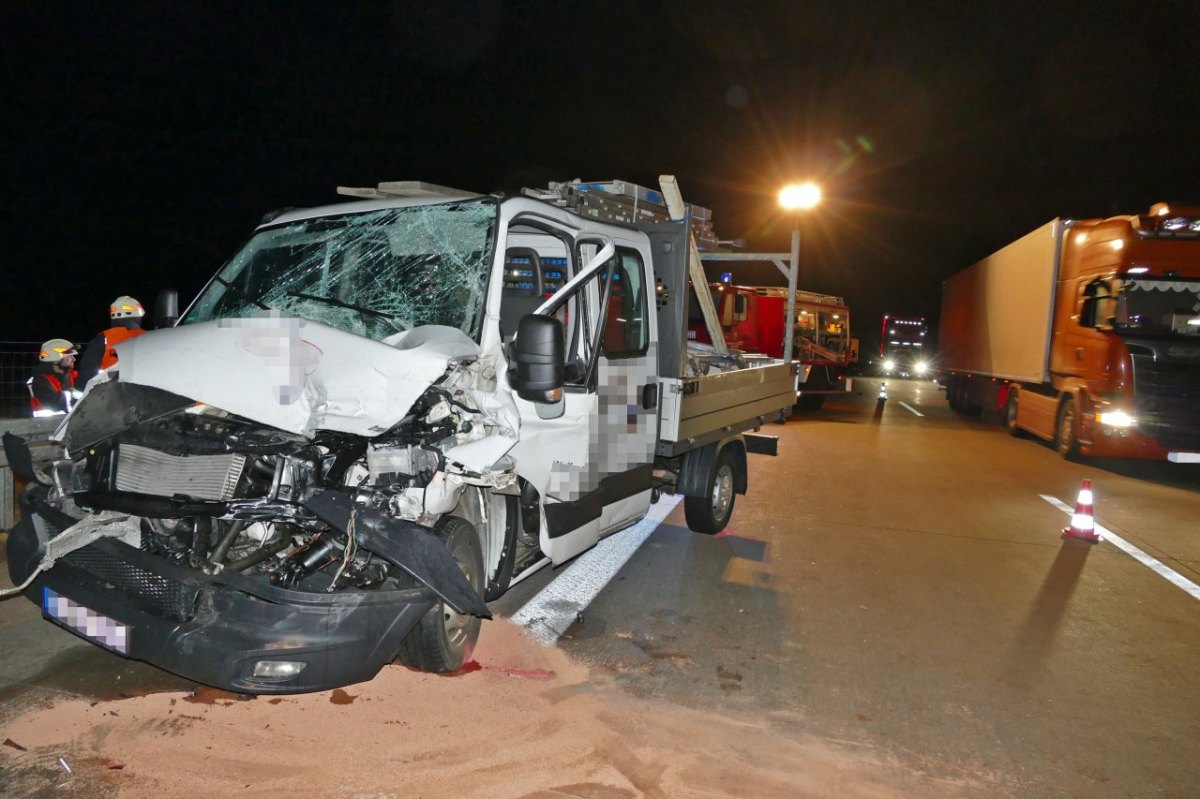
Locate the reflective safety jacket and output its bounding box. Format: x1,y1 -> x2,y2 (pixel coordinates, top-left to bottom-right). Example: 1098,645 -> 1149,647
77,325 -> 145,385
28,365 -> 80,417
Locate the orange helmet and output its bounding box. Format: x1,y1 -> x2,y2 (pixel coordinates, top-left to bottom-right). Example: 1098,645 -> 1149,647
110,295 -> 145,319
39,338 -> 78,363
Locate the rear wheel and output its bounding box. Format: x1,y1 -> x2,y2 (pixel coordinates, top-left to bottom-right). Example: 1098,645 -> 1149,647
794,392 -> 826,412
685,447 -> 737,535
947,378 -> 963,412
795,368 -> 829,412
396,517 -> 484,673
1055,398 -> 1080,460
955,378 -> 982,417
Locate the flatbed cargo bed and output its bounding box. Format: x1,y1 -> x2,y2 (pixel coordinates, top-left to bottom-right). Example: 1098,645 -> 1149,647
657,362 -> 796,456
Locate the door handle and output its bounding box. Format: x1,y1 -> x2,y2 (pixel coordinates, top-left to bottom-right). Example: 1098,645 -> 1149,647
641,383 -> 658,410
1075,347 -> 1085,361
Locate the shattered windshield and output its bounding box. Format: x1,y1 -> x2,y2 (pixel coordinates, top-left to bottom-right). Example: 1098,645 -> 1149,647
1115,279 -> 1200,336
183,199 -> 498,341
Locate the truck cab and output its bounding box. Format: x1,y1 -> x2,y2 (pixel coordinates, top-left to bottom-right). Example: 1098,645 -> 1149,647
1048,205 -> 1200,460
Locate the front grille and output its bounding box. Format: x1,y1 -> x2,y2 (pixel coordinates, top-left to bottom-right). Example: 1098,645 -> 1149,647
61,545 -> 199,622
1131,351 -> 1200,450
115,444 -> 246,500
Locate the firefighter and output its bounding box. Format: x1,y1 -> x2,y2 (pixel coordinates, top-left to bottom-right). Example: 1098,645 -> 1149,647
77,295 -> 147,385
28,339 -> 81,416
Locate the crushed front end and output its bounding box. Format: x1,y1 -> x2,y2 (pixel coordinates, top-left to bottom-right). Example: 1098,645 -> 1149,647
6,373 -> 499,694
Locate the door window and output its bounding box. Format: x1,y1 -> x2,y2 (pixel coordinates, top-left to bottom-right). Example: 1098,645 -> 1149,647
597,249 -> 649,358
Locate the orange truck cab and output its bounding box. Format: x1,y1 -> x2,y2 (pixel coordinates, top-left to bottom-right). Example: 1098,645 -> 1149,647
939,203 -> 1200,462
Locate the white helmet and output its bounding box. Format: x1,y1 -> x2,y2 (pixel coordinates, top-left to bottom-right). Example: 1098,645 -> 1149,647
39,338 -> 78,363
110,295 -> 145,319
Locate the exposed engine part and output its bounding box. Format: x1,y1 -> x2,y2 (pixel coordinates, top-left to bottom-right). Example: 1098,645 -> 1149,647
46,373 -> 519,602
271,533 -> 341,588
227,534 -> 294,573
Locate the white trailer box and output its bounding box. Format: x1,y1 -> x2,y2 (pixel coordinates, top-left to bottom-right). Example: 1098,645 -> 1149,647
938,219 -> 1064,383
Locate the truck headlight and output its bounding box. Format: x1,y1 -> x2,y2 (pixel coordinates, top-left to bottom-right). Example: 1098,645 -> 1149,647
1097,409 -> 1136,428
914,361 -> 928,374
883,359 -> 896,371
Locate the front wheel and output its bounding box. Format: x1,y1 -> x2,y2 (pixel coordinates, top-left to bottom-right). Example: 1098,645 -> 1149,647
396,517 -> 484,673
1005,390 -> 1023,437
1055,399 -> 1080,460
685,447 -> 737,535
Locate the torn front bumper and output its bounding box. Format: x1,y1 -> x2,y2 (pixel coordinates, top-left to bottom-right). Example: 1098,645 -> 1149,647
6,494 -> 439,694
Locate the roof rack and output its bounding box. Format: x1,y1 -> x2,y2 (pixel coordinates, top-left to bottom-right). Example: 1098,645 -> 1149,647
522,178 -> 719,251
336,181 -> 480,200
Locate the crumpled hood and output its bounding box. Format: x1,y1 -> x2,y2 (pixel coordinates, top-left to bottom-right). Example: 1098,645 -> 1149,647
112,315 -> 480,437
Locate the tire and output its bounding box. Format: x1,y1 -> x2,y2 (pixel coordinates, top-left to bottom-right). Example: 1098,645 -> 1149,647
795,368 -> 829,413
684,446 -> 737,535
794,392 -> 826,412
947,378 -> 963,412
1055,398 -> 1080,460
396,517 -> 484,673
1004,390 -> 1023,437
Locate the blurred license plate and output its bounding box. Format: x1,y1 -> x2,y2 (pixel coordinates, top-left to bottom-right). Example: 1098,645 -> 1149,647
42,587 -> 130,654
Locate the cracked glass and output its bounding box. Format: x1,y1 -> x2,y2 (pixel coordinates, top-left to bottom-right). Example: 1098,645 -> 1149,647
183,199 -> 498,341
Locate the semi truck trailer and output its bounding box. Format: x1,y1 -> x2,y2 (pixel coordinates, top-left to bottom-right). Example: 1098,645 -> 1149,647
938,203 -> 1200,462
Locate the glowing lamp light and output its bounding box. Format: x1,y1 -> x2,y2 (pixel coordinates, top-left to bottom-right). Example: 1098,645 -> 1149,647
779,182 -> 822,211
1098,409 -> 1136,428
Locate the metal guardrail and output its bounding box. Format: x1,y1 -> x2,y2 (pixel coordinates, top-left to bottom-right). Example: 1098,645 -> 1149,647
1,417 -> 63,531
0,341 -> 41,418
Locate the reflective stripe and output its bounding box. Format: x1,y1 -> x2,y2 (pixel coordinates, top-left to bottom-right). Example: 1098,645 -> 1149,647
1070,513 -> 1094,531
1077,489 -> 1093,505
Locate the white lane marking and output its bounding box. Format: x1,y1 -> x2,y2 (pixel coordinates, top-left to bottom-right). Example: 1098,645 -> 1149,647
511,494 -> 684,644
899,401 -> 924,417
1041,494 -> 1200,602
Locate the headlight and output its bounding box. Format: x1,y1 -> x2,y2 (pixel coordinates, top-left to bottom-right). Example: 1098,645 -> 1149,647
1097,409 -> 1136,428
883,359 -> 896,371
914,361 -> 928,374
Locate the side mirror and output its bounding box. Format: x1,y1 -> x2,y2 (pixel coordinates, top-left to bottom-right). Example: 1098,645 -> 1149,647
154,289 -> 180,329
511,314 -> 564,403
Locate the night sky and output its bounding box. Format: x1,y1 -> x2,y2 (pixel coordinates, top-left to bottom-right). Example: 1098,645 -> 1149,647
5,2 -> 1199,354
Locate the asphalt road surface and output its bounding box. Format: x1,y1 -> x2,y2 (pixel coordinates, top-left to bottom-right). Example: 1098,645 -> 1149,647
2,377 -> 1198,797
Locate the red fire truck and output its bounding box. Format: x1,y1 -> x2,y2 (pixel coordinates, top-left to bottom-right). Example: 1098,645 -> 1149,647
689,284 -> 858,410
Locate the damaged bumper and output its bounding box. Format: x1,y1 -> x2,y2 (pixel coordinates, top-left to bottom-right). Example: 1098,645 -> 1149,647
6,493 -> 440,694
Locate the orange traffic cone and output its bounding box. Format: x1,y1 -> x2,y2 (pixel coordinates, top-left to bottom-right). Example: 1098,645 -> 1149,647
1062,480 -> 1102,543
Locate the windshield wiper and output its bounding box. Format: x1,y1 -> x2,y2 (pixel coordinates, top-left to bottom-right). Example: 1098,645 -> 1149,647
214,276 -> 271,310
285,291 -> 405,330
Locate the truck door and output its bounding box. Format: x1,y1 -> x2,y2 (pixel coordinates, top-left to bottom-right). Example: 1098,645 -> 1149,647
504,228 -> 659,564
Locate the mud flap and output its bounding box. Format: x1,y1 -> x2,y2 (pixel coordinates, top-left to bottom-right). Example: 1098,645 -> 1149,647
303,490 -> 490,619
3,433 -> 49,486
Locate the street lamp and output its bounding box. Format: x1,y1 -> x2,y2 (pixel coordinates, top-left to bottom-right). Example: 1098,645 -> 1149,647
778,182 -> 822,363
778,182 -> 822,212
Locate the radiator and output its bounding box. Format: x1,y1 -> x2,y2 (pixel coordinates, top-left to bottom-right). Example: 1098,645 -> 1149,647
115,444 -> 246,501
